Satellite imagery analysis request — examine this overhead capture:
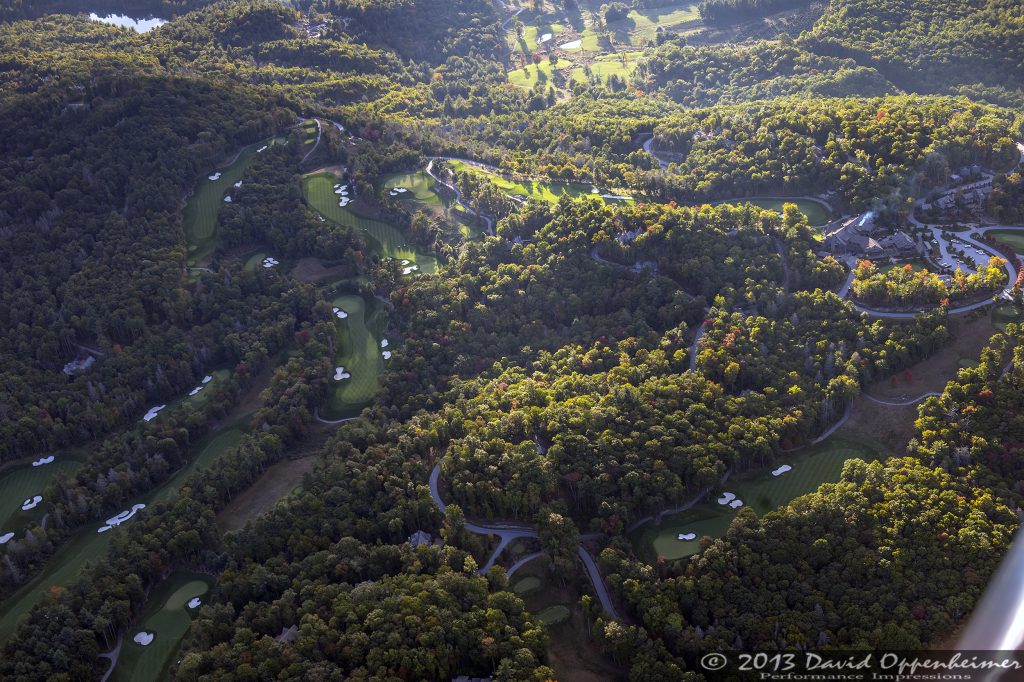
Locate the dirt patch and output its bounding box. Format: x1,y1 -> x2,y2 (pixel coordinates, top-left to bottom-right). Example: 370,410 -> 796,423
214,360 -> 278,430
290,257 -> 351,283
514,563 -> 627,681
841,397 -> 917,455
217,455 -> 319,531
864,311 -> 994,401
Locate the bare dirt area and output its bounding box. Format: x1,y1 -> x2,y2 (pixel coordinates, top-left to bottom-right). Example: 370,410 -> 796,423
864,311 -> 995,401
290,257 -> 351,283
217,455 -> 319,531
840,398 -> 918,455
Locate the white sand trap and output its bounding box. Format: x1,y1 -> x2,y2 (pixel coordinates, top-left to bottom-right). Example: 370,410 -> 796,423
335,309 -> 348,319
400,259 -> 411,266
234,181 -> 242,188
389,190 -> 398,196
394,187 -> 407,193
187,597 -> 202,609
591,187 -> 600,194
729,499 -> 744,508
380,338 -> 389,348
677,532 -> 697,541
21,495 -> 42,511
402,265 -> 419,274
32,455 -> 55,467
559,39 -> 581,49
334,183 -> 341,189
98,503 -> 146,532
382,350 -> 392,360
333,365 -> 351,381
208,172 -> 221,181
772,464 -> 792,477
143,404 -> 165,421
133,632 -> 155,646
318,216 -> 325,222
202,375 -> 213,384
339,199 -> 350,206
223,196 -> 232,203
257,145 -> 268,153
335,188 -> 346,194
601,193 -> 632,201
539,32 -> 552,43
717,492 -> 736,505
0,532 -> 13,544
189,386 -> 204,396
262,257 -> 279,269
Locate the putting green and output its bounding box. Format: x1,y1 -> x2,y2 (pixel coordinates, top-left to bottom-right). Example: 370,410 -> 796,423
110,572 -> 213,682
383,171 -> 442,206
536,605 -> 570,625
712,197 -> 832,227
304,172 -> 438,274
184,137 -> 282,266
987,229 -> 1024,252
0,456 -> 82,537
630,435 -> 882,563
447,160 -> 633,206
512,576 -> 542,596
322,294 -> 387,420
0,427 -> 244,646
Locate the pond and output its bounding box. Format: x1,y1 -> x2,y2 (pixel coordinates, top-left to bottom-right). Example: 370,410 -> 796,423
89,13 -> 166,32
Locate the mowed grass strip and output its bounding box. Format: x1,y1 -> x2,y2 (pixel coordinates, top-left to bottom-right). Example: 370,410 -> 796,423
382,171 -> 442,206
0,457 -> 82,533
304,172 -> 438,274
448,160 -> 632,205
110,573 -> 213,682
184,138 -> 280,265
322,294 -> 386,420
987,229 -> 1024,252
630,435 -> 881,563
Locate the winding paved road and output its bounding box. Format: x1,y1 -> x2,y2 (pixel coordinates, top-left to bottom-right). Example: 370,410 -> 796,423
312,407 -> 361,425
861,392 -> 941,406
98,635 -> 123,682
642,135 -> 669,170
425,158 -> 495,235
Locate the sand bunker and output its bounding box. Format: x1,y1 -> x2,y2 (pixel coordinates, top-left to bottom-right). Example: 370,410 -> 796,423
591,187 -> 600,194
21,495 -> 42,511
394,187 -> 406,193
189,386 -> 204,397
402,265 -> 419,275
98,503 -> 146,533
188,597 -> 202,609
772,464 -> 792,477
202,375 -> 213,384
143,404 -> 166,422
717,492 -> 736,505
333,366 -> 351,381
223,196 -> 232,203
382,350 -> 392,360
400,259 -> 411,266
257,145 -> 268,153
332,307 -> 349,319
539,32 -> 552,43
208,172 -> 221,181
729,499 -> 744,508
234,181 -> 242,188
133,632 -> 155,646
339,198 -> 350,207
601,193 -> 632,201
32,455 -> 55,467
380,338 -> 389,348
0,532 -> 13,544
262,257 -> 280,268
559,39 -> 581,49
677,532 -> 697,541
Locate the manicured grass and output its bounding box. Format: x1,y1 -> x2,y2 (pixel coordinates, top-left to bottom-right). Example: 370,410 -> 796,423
713,197 -> 832,226
630,435 -> 882,563
184,137 -> 281,266
304,172 -> 438,274
536,605 -> 571,625
513,576 -> 542,596
382,171 -> 442,206
992,302 -> 1023,331
448,160 -> 633,205
517,22 -> 565,52
611,3 -> 700,44
110,572 -> 213,682
0,426 -> 244,646
0,456 -> 82,535
322,294 -> 386,420
987,229 -> 1024,252
878,257 -> 933,274
508,58 -> 570,88
569,52 -> 639,84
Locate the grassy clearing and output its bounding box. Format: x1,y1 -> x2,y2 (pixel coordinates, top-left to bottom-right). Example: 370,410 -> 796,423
569,52 -> 639,83
110,572 -> 213,682
993,302 -> 1023,331
0,456 -> 82,535
304,172 -> 438,274
382,171 -> 442,206
513,576 -> 542,596
0,426 -> 244,645
217,455 -> 319,531
508,58 -> 570,88
518,22 -> 566,52
322,294 -> 386,420
536,605 -> 571,625
987,229 -> 1024,252
630,435 -> 882,563
609,3 -> 700,44
448,160 -> 633,205
712,197 -> 832,226
184,137 -> 281,266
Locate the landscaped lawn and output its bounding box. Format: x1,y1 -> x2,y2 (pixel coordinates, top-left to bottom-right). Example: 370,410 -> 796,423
606,2 -> 700,45
304,172 -> 437,274
448,160 -> 633,205
321,293 -> 386,420
987,229 -> 1024,252
382,171 -> 442,206
508,58 -> 571,88
110,572 -> 213,682
630,435 -> 882,563
878,257 -> 933,274
569,52 -> 639,83
536,605 -> 571,625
